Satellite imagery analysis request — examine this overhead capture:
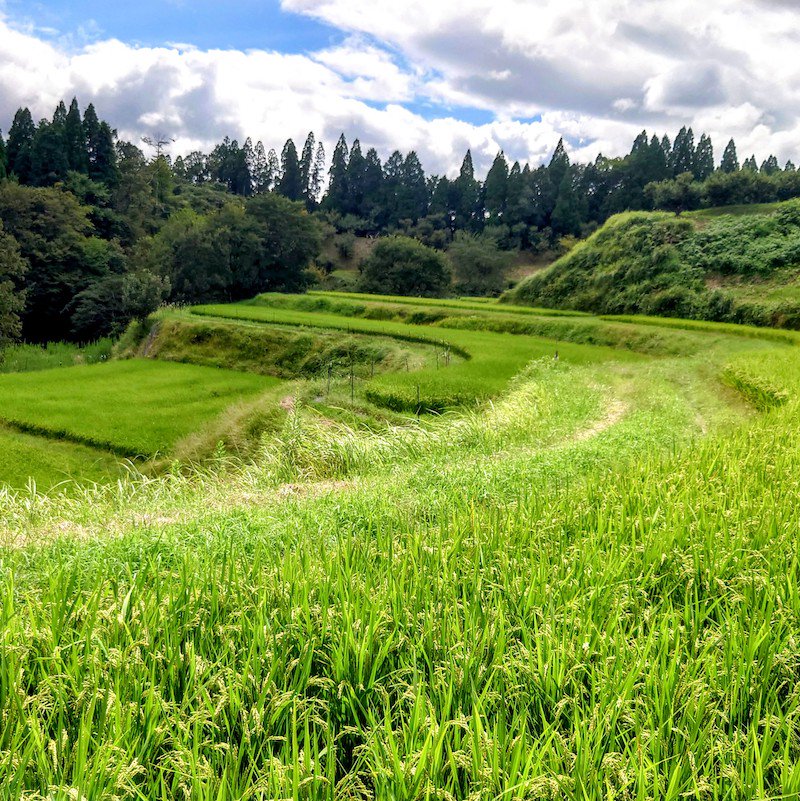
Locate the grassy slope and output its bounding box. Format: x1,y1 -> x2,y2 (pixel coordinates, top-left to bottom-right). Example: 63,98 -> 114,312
0,359 -> 278,457
505,199 -> 800,329
5,297 -> 800,798
0,426 -> 123,490
139,313 -> 438,379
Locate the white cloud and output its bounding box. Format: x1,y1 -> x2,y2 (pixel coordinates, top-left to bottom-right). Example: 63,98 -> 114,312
0,0 -> 799,177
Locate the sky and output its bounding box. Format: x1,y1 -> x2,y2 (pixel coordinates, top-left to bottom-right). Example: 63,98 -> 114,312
1,0 -> 799,177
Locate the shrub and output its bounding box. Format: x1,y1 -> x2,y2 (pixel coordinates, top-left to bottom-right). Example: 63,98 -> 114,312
359,236 -> 452,298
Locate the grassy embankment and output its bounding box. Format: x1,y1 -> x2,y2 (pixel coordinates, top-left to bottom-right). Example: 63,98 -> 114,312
191,296 -> 643,413
506,199 -> 800,328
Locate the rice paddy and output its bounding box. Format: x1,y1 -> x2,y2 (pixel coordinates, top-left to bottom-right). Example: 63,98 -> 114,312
1,293 -> 799,799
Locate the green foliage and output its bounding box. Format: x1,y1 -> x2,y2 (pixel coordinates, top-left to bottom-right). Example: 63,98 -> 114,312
244,192 -> 322,292
644,171 -> 703,213
448,231 -> 510,295
359,235 -> 452,297
508,202 -> 800,328
145,194 -> 321,304
70,269 -> 168,340
0,183 -> 100,341
0,221 -> 26,347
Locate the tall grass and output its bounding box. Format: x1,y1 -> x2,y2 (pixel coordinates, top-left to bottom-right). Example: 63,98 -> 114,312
2,346 -> 800,798
3,295 -> 800,799
0,339 -> 114,374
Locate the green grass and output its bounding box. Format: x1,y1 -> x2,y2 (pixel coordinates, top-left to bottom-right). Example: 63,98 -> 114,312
600,313 -> 800,344
137,313 -> 436,380
0,359 -> 278,458
0,426 -> 123,490
1,331 -> 800,798
0,339 -> 114,374
685,200 -> 785,220
309,289 -> 589,317
6,293 -> 800,798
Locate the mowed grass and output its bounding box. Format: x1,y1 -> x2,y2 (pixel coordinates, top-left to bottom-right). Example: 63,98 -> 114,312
0,359 -> 279,458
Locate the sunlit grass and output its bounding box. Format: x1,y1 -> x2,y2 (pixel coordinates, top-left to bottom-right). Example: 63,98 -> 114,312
3,294 -> 800,798
0,359 -> 278,457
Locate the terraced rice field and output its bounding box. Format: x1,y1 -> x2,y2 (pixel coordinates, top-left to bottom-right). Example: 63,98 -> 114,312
2,293 -> 800,799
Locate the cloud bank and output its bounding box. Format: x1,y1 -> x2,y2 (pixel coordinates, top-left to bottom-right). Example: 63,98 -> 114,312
1,0 -> 799,176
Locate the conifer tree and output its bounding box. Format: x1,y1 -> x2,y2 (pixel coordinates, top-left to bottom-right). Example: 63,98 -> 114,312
453,149 -> 480,226
382,150 -> 404,224
6,108 -> 36,183
760,155 -> 780,175
277,139 -> 302,201
64,98 -> 87,173
548,138 -> 570,189
30,120 -> 69,186
720,139 -> 739,173
362,148 -> 383,221
484,151 -> 509,218
552,164 -> 584,236
325,134 -> 349,212
83,105 -> 117,184
0,131 -> 6,181
660,134 -> 672,159
299,132 -> 316,207
309,142 -> 326,207
82,103 -> 100,162
742,155 -> 758,172
670,126 -> 695,176
631,131 -> 649,154
693,133 -> 714,180
250,141 -> 270,193
345,139 -> 367,216
398,151 -> 428,222
648,135 -> 670,182
267,149 -> 280,191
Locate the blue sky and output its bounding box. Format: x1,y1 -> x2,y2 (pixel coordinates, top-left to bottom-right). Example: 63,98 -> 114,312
6,0 -> 337,52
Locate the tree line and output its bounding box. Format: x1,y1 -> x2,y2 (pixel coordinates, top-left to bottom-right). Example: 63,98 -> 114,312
147,125 -> 800,245
2,98 -> 800,346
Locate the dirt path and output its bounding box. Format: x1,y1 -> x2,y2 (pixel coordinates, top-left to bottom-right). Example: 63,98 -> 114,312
566,398 -> 629,444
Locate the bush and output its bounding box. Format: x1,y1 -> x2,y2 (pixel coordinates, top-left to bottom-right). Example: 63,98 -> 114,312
448,232 -> 510,296
358,236 -> 452,297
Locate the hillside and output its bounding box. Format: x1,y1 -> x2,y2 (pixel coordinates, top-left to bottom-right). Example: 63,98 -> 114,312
505,200 -> 800,328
